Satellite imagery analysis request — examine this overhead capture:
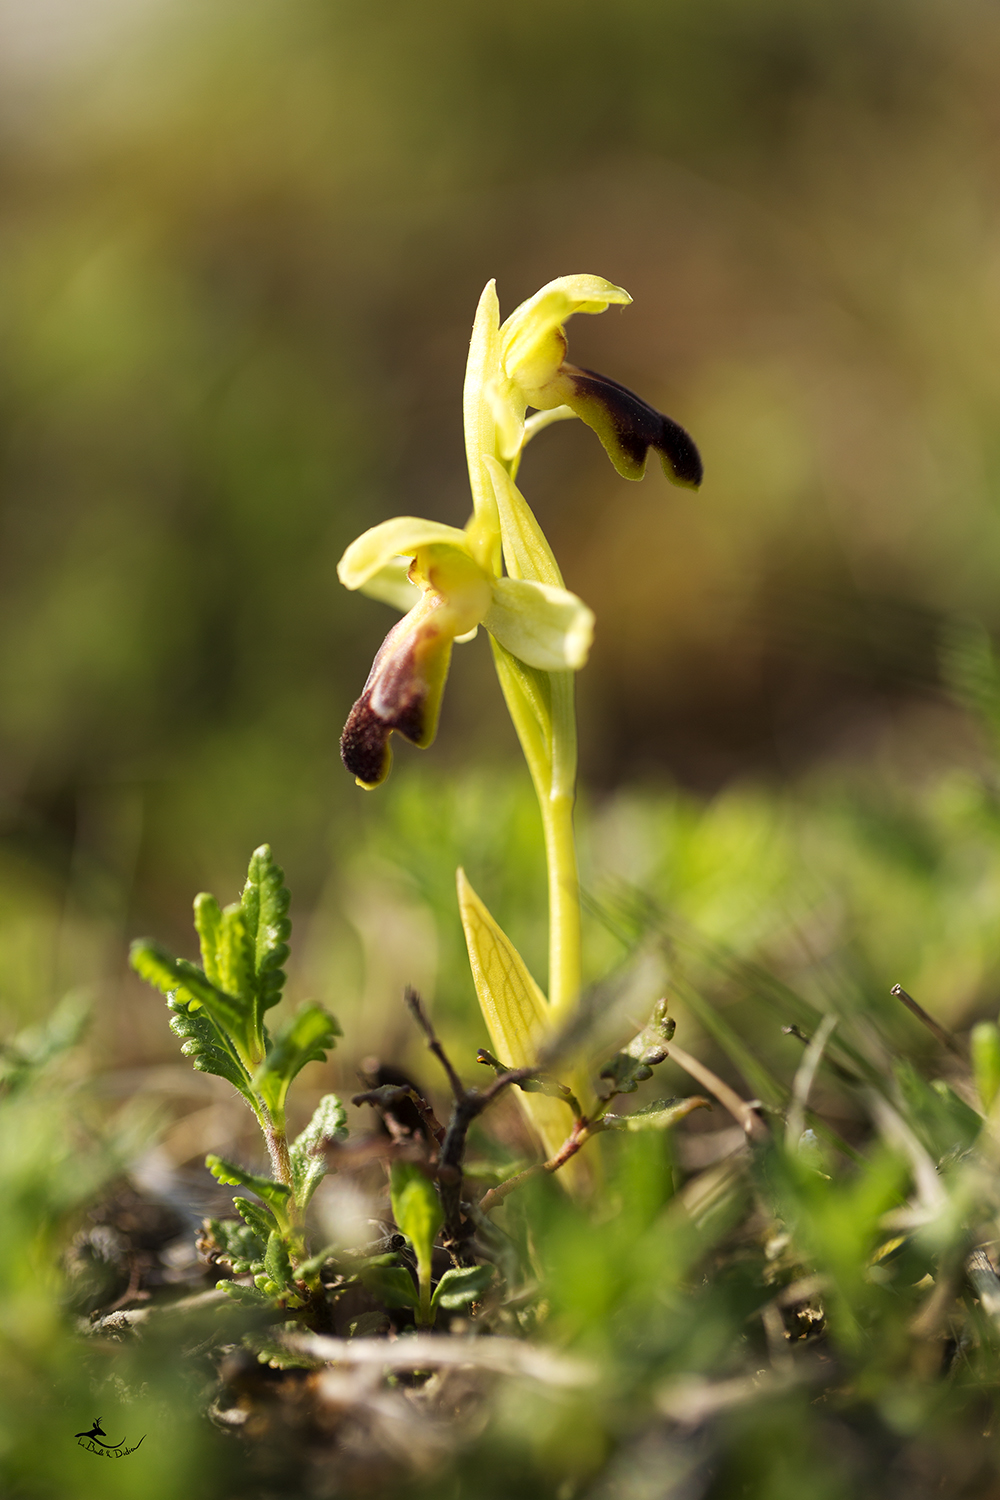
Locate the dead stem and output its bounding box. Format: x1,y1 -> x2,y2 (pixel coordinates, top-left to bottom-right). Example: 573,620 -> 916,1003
890,985 -> 963,1057
666,1041 -> 769,1142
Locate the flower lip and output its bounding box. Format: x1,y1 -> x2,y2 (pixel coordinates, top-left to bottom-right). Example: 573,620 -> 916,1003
560,365 -> 703,487
340,596 -> 455,788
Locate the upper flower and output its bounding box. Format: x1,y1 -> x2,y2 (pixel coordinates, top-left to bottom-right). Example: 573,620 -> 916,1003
464,274 -> 702,545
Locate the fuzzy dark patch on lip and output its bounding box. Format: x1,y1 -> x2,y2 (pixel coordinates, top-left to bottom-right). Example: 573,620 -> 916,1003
340,694 -> 393,786
565,364 -> 703,487
340,630 -> 430,787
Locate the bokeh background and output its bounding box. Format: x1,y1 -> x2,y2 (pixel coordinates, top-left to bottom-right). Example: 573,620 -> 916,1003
3,0 -> 1000,1126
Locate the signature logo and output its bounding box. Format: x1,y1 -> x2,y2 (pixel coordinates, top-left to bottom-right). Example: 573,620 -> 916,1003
74,1418 -> 145,1458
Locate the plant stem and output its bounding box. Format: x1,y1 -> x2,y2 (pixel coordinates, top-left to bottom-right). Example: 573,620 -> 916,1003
263,1105 -> 301,1228
491,645 -> 582,1026
543,671 -> 581,1024
416,1259 -> 433,1326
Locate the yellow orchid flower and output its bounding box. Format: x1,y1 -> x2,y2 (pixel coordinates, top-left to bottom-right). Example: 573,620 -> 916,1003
464,273 -> 702,514
338,514 -> 594,788
338,275 -> 702,1186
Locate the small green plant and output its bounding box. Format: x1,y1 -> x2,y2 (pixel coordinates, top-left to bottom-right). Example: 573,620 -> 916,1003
126,280 -> 712,1336
130,845 -> 346,1307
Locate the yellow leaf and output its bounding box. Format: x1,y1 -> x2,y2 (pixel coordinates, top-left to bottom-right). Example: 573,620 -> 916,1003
456,868 -> 574,1162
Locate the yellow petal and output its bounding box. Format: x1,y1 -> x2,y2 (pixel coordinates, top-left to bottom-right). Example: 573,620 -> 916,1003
484,578 -> 594,672
338,517 -> 471,591
500,275 -> 631,402
356,556 -> 422,612
456,868 -> 574,1161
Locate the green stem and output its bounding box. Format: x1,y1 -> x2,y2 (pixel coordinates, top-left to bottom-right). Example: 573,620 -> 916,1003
541,672 -> 581,1024
490,643 -> 581,1026
416,1258 -> 433,1326
262,1102 -> 302,1230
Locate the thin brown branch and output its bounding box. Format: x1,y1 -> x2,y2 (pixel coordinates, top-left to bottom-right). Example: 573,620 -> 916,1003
666,1041 -> 769,1142
351,1085 -> 445,1144
404,986 -> 467,1102
478,1116 -> 597,1214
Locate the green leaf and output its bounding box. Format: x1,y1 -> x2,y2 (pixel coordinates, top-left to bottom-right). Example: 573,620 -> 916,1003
602,1096 -> 712,1132
232,1196 -> 279,1244
359,1264 -> 420,1309
216,903 -> 256,1009
290,1093 -> 348,1207
130,940 -> 248,1041
264,1231 -> 296,1293
597,997 -> 676,1099
217,1280 -> 275,1307
390,1160 -> 444,1278
205,1154 -> 291,1218
430,1264 -> 494,1312
251,1003 -> 341,1119
390,1160 -> 442,1323
167,998 -> 253,1099
202,1216 -> 266,1274
241,844 -> 292,1018
971,1021 -> 1000,1112
476,1048 -> 578,1109
193,893 -> 224,990
895,1062 -> 981,1163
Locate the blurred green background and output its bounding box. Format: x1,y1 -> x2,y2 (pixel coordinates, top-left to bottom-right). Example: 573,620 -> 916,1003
2,0 -> 1000,1077
6,6 -> 1000,1495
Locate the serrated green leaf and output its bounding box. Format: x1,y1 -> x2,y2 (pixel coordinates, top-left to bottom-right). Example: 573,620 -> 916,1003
205,1154 -> 291,1219
251,1003 -> 341,1119
217,1279 -> 275,1306
246,1333 -> 318,1370
456,869 -> 572,1161
217,903 -> 256,1010
264,1231 -> 296,1292
168,999 -> 253,1099
602,1096 -> 711,1132
232,1196 -> 279,1243
204,1216 -> 266,1270
290,1093 -> 348,1207
242,844 -> 292,1018
130,940 -> 248,1041
359,1264 -> 420,1309
430,1263 -> 494,1312
193,893 -> 224,990
597,998 -> 676,1099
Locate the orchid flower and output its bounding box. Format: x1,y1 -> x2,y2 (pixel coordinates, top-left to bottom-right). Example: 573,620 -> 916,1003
473,273 -> 703,485
338,515 -> 594,788
338,275 -> 702,1171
